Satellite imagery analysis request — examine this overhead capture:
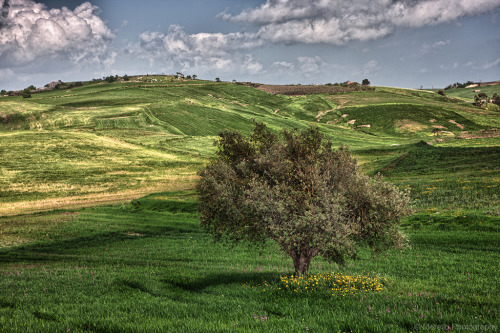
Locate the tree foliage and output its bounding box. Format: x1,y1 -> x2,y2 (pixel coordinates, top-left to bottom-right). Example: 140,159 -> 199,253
21,88 -> 31,98
492,93 -> 500,106
444,81 -> 475,90
197,124 -> 410,275
362,79 -> 370,86
105,75 -> 117,83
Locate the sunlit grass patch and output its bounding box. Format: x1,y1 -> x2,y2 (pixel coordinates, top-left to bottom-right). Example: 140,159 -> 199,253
257,272 -> 390,297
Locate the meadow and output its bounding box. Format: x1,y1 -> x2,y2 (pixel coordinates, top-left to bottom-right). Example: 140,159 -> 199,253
0,78 -> 499,332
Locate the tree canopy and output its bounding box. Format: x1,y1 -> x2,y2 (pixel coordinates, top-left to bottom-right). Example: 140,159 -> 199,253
21,88 -> 31,98
197,124 -> 410,275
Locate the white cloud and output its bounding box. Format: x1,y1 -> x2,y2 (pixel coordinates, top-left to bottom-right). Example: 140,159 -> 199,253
272,61 -> 295,70
354,60 -> 381,76
220,0 -> 500,45
0,0 -> 114,68
269,56 -> 328,78
241,55 -> 264,74
131,25 -> 263,75
297,56 -> 326,75
420,40 -> 451,54
481,58 -> 500,69
440,62 -> 460,70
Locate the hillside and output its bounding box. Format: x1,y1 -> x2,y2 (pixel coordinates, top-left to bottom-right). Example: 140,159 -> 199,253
1,78 -> 499,215
439,84 -> 500,102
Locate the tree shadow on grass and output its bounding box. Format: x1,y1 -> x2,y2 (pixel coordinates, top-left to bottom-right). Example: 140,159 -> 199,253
0,223 -> 201,265
160,271 -> 280,294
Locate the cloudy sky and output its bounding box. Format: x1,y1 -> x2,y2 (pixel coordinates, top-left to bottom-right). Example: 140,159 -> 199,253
1,0 -> 499,90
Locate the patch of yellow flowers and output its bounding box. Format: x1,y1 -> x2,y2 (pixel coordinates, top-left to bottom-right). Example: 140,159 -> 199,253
259,272 -> 389,296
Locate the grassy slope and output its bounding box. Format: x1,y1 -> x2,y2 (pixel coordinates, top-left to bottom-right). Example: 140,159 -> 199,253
1,81 -> 499,215
440,85 -> 500,101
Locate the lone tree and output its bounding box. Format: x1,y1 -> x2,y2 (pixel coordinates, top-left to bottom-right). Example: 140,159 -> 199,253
197,124 -> 410,276
362,79 -> 370,86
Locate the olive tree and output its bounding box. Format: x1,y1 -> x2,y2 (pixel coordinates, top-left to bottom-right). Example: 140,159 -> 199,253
197,124 -> 410,276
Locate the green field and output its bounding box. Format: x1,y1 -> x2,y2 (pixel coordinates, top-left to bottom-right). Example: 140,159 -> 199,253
1,78 -> 499,332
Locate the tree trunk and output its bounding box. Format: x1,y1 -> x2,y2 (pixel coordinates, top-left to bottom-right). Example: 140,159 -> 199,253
290,248 -> 319,276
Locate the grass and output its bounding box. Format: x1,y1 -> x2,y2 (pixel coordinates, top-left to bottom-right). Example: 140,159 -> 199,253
377,144 -> 500,210
1,79 -> 499,331
0,131 -> 201,215
0,193 -> 498,332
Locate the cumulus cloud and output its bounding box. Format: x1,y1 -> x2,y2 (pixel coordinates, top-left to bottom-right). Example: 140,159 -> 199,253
220,0 -> 500,45
131,25 -> 263,75
0,0 -> 114,67
241,55 -> 264,74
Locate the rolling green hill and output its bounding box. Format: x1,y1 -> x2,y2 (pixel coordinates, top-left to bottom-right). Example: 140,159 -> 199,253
1,78 -> 499,215
440,84 -> 500,102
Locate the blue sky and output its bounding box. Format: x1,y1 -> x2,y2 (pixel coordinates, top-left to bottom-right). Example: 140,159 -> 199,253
1,0 -> 499,90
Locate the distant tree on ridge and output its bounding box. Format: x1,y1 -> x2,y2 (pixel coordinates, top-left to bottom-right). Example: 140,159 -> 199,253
22,88 -> 31,98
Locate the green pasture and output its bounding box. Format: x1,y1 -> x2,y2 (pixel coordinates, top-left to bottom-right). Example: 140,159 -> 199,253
0,193 -> 498,332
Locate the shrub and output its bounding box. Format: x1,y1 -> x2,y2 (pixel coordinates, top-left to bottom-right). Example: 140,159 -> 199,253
21,88 -> 31,98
